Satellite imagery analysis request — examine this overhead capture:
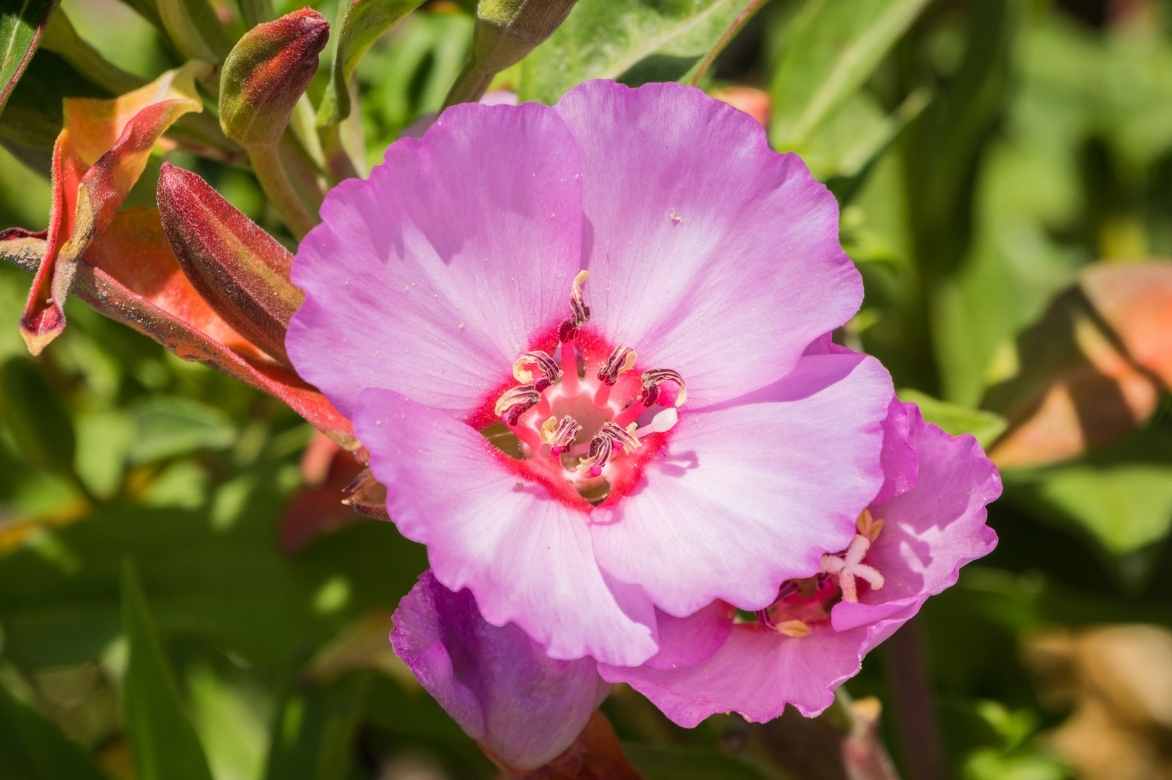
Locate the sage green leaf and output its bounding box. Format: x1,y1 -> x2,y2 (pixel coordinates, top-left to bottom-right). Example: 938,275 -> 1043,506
517,0 -> 757,104
0,685 -> 108,780
769,0 -> 930,151
121,561 -> 216,780
0,0 -> 53,114
899,389 -> 1008,449
318,0 -> 423,126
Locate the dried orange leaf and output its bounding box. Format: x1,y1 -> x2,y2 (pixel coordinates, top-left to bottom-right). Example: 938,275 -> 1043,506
19,63 -> 209,354
987,261 -> 1172,469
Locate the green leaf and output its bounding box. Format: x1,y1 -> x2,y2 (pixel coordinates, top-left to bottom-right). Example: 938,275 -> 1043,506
623,744 -> 770,780
0,356 -> 77,476
126,397 -> 236,464
41,6 -> 143,94
0,0 -> 53,114
898,389 -> 1007,448
0,684 -> 108,780
0,477 -> 424,671
769,0 -> 930,151
121,561 -> 216,780
517,0 -> 757,104
157,0 -> 234,62
1008,427 -> 1172,557
318,0 -> 424,126
263,673 -> 371,780
802,87 -> 931,183
0,48 -> 107,150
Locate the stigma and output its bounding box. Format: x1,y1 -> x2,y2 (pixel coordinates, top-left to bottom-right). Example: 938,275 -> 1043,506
758,510 -> 887,637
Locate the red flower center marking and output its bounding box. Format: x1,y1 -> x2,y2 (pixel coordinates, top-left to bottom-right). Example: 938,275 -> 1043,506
481,272 -> 686,508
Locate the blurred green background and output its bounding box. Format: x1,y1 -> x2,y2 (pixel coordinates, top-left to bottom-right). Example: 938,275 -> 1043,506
2,0 -> 1172,778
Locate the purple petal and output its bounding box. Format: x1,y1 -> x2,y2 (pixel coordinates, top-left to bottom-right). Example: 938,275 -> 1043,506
392,571 -> 609,770
555,80 -> 862,407
287,101 -> 584,419
590,352 -> 892,617
354,389 -> 658,666
831,408 -> 1001,634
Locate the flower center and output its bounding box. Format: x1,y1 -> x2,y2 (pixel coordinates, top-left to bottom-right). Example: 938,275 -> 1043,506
484,272 -> 686,507
754,510 -> 886,638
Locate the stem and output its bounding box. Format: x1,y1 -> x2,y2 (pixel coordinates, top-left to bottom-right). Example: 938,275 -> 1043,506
247,142 -> 318,240
883,619 -> 945,780
239,0 -> 275,26
687,0 -> 769,85
443,67 -> 493,108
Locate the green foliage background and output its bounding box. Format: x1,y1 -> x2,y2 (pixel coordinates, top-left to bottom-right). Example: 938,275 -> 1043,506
1,0 -> 1171,778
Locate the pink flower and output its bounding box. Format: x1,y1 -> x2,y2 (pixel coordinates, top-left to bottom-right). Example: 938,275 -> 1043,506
287,80 -> 893,666
597,400 -> 1002,725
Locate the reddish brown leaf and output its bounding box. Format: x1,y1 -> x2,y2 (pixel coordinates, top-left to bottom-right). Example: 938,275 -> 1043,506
19,63 -> 208,354
3,211 -> 355,448
513,712 -> 641,780
986,261 -> 1172,469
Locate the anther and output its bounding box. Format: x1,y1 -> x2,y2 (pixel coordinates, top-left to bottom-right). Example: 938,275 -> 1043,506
597,345 -> 637,385
640,368 -> 687,407
541,415 -> 582,455
600,421 -> 641,454
558,270 -> 591,342
494,384 -> 540,425
856,508 -> 884,542
513,350 -> 562,385
577,432 -> 614,477
776,620 -> 811,638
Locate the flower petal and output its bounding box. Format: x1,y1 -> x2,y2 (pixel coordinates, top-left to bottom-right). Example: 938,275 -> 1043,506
644,602 -> 734,672
355,389 -> 657,666
391,571 -> 609,771
555,80 -> 861,407
591,353 -> 892,617
601,623 -> 868,726
831,407 -> 1001,634
288,101 -> 584,419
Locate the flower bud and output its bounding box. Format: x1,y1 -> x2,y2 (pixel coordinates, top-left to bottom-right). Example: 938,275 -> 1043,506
220,9 -> 329,147
445,0 -> 578,106
157,162 -> 302,365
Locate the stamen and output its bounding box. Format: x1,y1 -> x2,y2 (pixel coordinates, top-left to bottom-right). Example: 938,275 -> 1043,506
821,534 -> 885,603
640,368 -> 688,407
597,345 -> 637,385
494,384 -> 540,425
513,350 -> 561,386
600,421 -> 640,454
776,620 -> 811,638
558,270 -> 591,342
856,508 -> 884,542
577,432 -> 614,478
541,415 -> 582,455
